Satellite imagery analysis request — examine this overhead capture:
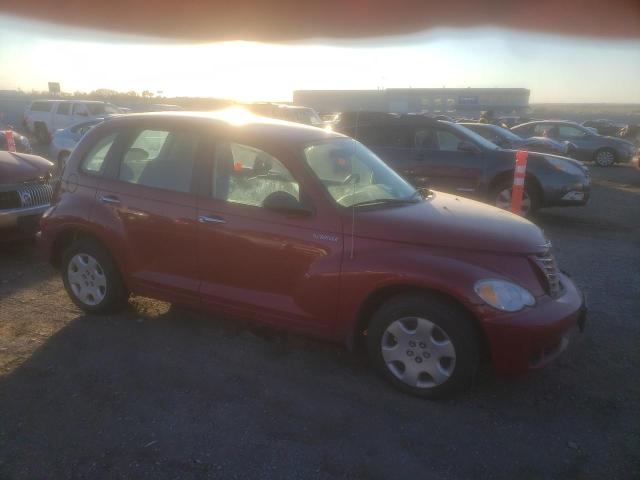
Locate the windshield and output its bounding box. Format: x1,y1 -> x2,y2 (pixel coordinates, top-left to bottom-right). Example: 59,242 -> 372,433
304,138 -> 419,208
445,122 -> 501,150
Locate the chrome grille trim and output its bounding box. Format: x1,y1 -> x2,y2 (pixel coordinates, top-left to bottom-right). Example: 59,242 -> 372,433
16,180 -> 53,209
533,250 -> 562,298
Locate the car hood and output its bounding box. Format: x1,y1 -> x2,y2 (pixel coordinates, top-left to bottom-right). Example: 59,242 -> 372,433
0,151 -> 54,184
601,135 -> 635,147
354,191 -> 548,254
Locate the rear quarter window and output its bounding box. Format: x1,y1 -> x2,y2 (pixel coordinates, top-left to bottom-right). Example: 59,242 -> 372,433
30,101 -> 53,112
81,133 -> 118,175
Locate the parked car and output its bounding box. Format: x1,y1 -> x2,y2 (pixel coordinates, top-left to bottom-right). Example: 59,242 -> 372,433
0,151 -> 55,241
23,100 -> 122,144
246,103 -> 324,127
335,114 -> 590,215
498,116 -> 535,128
49,118 -> 106,169
148,104 -> 183,112
0,130 -> 32,153
511,120 -> 637,167
460,123 -> 575,157
581,119 -> 625,137
40,111 -> 587,398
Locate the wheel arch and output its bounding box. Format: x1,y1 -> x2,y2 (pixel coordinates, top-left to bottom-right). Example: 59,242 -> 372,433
593,146 -> 618,164
487,170 -> 543,205
349,284 -> 490,361
51,226 -> 117,272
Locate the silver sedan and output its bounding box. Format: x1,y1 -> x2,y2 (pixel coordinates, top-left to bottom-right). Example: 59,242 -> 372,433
49,118 -> 105,169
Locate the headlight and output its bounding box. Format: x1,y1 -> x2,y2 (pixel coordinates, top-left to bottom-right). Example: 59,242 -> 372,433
546,156 -> 585,175
474,279 -> 535,312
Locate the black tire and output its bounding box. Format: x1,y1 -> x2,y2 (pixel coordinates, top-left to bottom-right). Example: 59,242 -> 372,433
366,293 -> 480,399
593,148 -> 617,167
61,238 -> 127,313
34,123 -> 50,145
490,177 -> 540,216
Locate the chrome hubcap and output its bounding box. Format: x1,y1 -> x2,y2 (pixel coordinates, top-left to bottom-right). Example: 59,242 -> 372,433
67,253 -> 107,306
495,188 -> 531,214
381,317 -> 456,388
596,150 -> 614,166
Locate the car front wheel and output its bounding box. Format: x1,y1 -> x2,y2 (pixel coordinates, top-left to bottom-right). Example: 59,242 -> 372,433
491,179 -> 539,216
61,238 -> 127,313
366,293 -> 479,398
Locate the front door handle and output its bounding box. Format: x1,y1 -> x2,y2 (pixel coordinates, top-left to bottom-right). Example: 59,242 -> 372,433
198,214 -> 226,224
100,195 -> 120,205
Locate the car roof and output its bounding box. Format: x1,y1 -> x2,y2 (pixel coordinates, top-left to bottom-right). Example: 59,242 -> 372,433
459,122 -> 497,128
30,99 -> 109,104
512,120 -> 583,129
101,109 -> 343,145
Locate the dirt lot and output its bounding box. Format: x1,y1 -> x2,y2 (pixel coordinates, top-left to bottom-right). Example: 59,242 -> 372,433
1,163 -> 639,479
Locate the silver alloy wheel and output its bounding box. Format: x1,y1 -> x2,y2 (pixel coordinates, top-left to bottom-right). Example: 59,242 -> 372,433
495,188 -> 531,215
67,253 -> 107,306
595,150 -> 615,167
381,317 -> 456,388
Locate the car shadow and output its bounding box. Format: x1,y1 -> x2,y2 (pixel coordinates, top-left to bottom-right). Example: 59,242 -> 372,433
0,238 -> 58,300
0,294 -> 628,478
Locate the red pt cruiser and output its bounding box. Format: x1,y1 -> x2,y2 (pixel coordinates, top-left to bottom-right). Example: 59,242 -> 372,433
40,111 -> 586,398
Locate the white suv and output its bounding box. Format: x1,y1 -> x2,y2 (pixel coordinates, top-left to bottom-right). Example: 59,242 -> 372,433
23,100 -> 122,144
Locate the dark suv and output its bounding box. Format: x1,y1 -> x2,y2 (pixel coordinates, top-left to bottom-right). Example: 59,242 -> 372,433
40,111 -> 586,398
334,114 -> 590,215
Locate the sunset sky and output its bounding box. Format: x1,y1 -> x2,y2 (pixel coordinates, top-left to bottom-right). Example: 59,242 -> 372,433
0,14 -> 638,103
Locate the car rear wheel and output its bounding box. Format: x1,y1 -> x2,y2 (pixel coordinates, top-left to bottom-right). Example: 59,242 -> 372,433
594,148 -> 616,167
366,293 -> 479,398
491,179 -> 539,216
61,238 -> 127,313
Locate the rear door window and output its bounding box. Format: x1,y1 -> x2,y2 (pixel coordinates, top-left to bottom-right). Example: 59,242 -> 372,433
557,125 -> 587,138
433,129 -> 464,151
118,129 -> 199,193
533,124 -> 553,136
73,103 -> 90,117
56,102 -> 72,115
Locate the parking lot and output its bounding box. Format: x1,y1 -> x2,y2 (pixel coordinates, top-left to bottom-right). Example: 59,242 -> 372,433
0,158 -> 638,478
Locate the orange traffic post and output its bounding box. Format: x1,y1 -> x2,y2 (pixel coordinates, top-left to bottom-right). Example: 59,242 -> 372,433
5,130 -> 16,152
511,150 -> 528,215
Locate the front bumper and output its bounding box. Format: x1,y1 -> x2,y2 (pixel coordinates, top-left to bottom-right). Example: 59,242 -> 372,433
0,204 -> 50,240
544,177 -> 591,207
482,272 -> 586,374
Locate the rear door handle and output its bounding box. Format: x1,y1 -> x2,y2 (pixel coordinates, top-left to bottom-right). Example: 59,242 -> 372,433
100,195 -> 120,205
198,214 -> 226,224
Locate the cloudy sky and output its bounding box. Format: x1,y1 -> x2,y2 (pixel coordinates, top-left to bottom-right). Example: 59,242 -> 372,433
0,14 -> 638,103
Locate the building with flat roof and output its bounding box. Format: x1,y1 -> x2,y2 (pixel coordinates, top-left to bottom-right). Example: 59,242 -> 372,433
293,88 -> 531,117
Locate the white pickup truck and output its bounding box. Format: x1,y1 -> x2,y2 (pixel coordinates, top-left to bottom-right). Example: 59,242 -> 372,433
23,100 -> 122,144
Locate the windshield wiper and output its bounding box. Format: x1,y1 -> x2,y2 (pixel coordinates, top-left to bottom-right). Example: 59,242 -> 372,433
352,193 -> 421,208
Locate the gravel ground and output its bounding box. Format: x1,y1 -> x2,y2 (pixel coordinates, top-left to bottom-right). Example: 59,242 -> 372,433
0,162 -> 638,479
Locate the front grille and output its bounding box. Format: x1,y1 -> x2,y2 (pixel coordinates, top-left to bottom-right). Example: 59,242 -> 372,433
16,180 -> 53,208
533,250 -> 562,298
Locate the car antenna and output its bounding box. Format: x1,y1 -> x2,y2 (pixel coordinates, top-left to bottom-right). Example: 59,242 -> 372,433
350,110 -> 360,260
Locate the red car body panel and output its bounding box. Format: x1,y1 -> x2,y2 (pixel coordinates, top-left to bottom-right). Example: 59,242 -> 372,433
40,112 -> 585,375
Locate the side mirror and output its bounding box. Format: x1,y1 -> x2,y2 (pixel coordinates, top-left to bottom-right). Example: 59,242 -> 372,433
263,191 -> 312,216
458,141 -> 480,153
